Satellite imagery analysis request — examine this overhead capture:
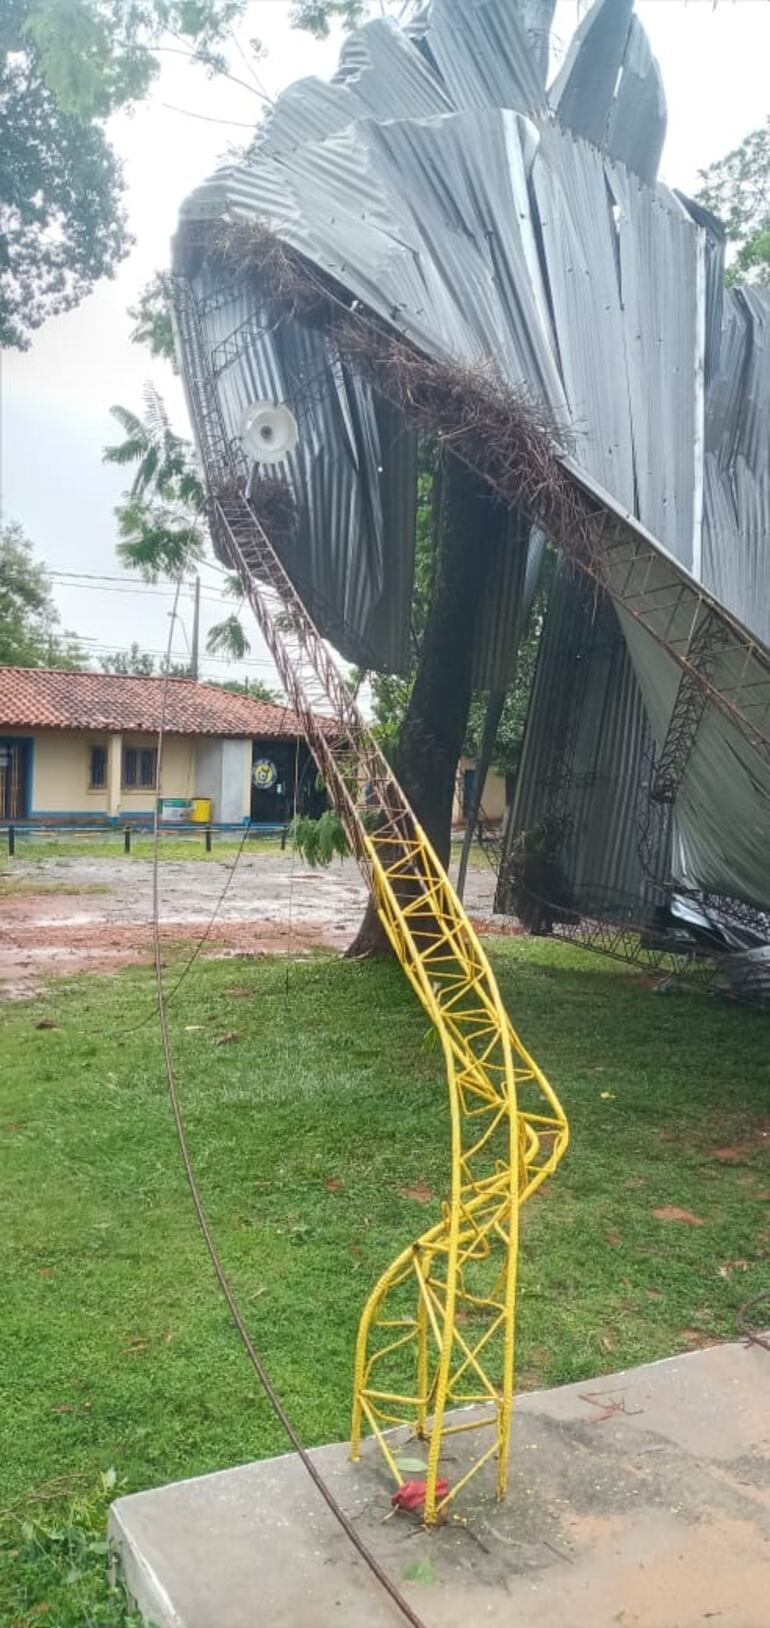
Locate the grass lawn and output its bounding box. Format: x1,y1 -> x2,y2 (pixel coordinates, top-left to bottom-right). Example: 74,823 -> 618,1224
1,942 -> 768,1622
0,881 -> 111,898
2,831 -> 283,865
3,832 -> 485,867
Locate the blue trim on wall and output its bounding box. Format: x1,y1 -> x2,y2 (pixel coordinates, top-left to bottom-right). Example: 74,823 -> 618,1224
23,813 -> 257,830
30,808 -> 115,818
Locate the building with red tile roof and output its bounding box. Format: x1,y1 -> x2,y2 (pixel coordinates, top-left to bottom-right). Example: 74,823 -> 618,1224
0,668 -> 327,827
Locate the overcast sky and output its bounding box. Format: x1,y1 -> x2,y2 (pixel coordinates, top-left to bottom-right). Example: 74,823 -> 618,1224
2,0 -> 769,690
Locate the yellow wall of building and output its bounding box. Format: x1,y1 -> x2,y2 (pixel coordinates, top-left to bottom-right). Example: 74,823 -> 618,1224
4,730 -> 503,825
118,734 -> 195,813
453,756 -> 508,825
2,729 -> 198,817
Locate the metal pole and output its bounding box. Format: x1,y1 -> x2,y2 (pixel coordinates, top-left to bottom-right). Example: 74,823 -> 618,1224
205,825 -> 212,853
190,574 -> 201,680
124,825 -> 131,855
8,824 -> 15,857
456,688 -> 506,901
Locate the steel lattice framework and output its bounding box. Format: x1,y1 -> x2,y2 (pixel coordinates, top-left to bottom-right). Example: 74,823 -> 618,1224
211,490 -> 569,1523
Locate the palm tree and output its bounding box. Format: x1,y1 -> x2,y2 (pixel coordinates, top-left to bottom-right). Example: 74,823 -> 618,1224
103,386 -> 254,668
105,386 -> 203,502
206,611 -> 251,661
104,386 -> 207,580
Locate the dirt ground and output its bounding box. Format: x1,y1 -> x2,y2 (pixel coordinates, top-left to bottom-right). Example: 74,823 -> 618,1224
0,853 -> 500,996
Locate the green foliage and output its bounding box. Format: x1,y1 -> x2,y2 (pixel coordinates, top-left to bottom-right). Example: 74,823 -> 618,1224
698,119 -> 770,287
8,1474 -> 143,1627
114,495 -> 206,578
98,643 -> 156,676
104,388 -> 207,580
289,0 -> 417,37
0,522 -> 86,667
104,389 -> 255,659
1,0 -> 247,346
128,273 -> 176,365
290,808 -> 349,865
98,644 -> 194,677
206,613 -> 250,661
105,389 -> 204,505
289,0 -> 365,38
23,0 -> 248,120
207,676 -> 279,701
7,829 -> 282,860
0,1 -> 129,349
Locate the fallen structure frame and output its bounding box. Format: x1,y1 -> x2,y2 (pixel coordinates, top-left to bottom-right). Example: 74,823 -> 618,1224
170,0 -> 770,1513
206,484 -> 568,1521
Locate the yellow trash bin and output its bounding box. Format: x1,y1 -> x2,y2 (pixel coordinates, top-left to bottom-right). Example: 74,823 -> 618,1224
190,797 -> 212,824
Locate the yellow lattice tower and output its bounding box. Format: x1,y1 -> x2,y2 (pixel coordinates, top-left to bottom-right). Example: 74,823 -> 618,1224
213,490 -> 569,1524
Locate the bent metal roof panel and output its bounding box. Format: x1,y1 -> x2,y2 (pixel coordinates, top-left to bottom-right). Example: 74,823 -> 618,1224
172,0 -> 770,907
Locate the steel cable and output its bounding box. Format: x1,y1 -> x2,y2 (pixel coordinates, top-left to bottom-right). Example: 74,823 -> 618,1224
149,584 -> 428,1628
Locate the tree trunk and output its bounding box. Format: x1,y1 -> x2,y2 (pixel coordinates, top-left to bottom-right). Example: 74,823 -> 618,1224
345,456 -> 507,958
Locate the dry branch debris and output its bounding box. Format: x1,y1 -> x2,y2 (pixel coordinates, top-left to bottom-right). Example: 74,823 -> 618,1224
184,217 -> 615,584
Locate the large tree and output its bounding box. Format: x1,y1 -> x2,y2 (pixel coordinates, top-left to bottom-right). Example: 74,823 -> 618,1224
0,521 -> 85,666
1,0 -> 248,348
345,457 -> 530,957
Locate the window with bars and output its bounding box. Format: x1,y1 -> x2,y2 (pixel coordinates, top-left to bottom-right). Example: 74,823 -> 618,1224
122,746 -> 157,790
89,745 -> 107,789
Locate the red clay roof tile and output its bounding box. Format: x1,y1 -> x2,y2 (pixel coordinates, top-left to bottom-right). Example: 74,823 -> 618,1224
0,667 -> 315,739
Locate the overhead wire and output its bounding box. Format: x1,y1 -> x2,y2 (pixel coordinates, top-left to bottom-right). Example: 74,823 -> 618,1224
157,101 -> 260,127
63,635 -> 279,672
149,573 -> 428,1628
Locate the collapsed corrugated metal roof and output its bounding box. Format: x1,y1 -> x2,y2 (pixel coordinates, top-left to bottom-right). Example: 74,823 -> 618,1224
172,0 -> 770,909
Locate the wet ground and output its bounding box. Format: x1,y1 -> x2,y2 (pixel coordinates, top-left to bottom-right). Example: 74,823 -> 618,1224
111,1340 -> 770,1628
0,853 -> 501,996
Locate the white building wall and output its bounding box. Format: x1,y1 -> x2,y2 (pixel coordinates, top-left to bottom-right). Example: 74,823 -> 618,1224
194,738 -> 251,823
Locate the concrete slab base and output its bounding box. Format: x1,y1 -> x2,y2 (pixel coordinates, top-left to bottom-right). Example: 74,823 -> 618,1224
110,1340 -> 770,1628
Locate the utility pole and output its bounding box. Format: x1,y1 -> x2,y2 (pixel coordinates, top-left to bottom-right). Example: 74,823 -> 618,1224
190,575 -> 200,680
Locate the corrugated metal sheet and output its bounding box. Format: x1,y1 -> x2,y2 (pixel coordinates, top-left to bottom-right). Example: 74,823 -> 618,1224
173,0 -> 770,912
605,16 -> 666,186
551,0 -> 636,147
603,163 -> 701,568
508,562 -> 671,910
531,124 -> 637,507
702,288 -> 770,646
197,265 -> 416,670
421,0 -> 547,114
472,509 -> 531,690
551,0 -> 666,186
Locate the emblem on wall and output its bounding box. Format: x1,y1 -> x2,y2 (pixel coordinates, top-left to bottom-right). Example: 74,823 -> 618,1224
252,758 -> 278,791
